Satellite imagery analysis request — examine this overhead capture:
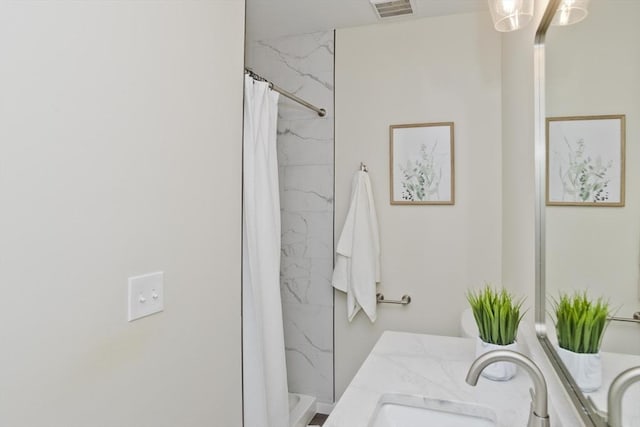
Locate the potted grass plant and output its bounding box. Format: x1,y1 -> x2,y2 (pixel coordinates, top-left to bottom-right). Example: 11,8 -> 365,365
551,292 -> 611,392
467,285 -> 525,381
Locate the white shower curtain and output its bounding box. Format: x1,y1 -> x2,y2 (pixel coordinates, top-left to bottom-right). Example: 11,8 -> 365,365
242,75 -> 290,427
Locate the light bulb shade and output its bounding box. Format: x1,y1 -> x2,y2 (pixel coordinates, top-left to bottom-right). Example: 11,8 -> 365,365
487,0 -> 534,32
551,0 -> 589,26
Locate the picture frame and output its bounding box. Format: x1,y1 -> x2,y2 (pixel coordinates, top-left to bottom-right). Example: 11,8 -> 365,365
546,115 -> 625,207
389,122 -> 455,205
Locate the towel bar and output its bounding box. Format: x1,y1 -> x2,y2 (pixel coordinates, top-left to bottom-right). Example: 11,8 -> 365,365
609,312 -> 640,324
376,293 -> 411,305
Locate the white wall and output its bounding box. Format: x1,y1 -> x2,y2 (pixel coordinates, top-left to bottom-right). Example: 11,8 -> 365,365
0,2 -> 244,426
545,0 -> 640,354
500,1 -> 551,307
334,12 -> 502,398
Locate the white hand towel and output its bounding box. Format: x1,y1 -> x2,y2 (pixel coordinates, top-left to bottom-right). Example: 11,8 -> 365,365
332,170 -> 380,322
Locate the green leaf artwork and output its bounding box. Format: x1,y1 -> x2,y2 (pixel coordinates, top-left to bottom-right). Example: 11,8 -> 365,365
558,137 -> 612,203
399,143 -> 441,201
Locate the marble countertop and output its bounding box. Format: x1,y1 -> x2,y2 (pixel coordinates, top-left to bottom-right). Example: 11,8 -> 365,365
584,351 -> 640,426
545,318 -> 640,425
325,331 -> 577,427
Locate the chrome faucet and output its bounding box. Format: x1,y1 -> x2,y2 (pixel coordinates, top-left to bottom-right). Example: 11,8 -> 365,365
466,350 -> 550,427
607,366 -> 640,427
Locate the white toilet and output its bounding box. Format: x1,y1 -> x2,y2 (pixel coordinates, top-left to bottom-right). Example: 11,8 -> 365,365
460,307 -> 479,339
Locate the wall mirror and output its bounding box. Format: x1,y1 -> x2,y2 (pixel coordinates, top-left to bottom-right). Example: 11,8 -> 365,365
536,0 -> 640,425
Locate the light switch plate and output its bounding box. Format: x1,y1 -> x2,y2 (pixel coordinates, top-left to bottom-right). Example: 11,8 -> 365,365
128,271 -> 164,321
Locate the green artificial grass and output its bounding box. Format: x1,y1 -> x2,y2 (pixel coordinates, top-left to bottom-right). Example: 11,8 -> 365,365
467,285 -> 525,346
551,292 -> 610,354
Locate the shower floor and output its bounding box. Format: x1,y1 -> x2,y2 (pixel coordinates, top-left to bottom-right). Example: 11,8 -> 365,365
308,413 -> 328,426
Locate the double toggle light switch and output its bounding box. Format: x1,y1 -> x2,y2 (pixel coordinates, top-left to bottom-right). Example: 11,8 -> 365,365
128,271 -> 164,321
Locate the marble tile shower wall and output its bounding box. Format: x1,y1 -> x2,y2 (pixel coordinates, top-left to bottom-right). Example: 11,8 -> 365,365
248,31 -> 335,403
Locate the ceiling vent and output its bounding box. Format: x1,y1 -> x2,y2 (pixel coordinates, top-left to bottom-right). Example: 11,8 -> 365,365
369,0 -> 414,19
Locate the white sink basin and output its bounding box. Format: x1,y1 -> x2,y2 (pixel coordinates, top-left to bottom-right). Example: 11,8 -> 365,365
368,394 -> 497,427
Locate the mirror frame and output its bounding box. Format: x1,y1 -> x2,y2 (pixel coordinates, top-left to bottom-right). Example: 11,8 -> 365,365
534,1 -> 608,426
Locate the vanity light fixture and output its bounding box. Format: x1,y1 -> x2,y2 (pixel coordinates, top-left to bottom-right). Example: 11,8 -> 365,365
551,0 -> 589,26
487,0 -> 534,32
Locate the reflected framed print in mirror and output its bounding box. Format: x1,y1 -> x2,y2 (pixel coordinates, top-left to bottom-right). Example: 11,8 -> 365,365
546,115 -> 625,207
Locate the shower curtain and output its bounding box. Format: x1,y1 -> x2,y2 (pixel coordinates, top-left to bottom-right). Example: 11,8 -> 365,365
242,75 -> 290,427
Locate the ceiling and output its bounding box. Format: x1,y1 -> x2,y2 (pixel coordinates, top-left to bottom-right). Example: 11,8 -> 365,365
246,0 -> 489,42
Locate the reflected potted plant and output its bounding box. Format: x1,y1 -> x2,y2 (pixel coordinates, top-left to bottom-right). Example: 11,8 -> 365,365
467,285 -> 525,381
550,292 -> 611,392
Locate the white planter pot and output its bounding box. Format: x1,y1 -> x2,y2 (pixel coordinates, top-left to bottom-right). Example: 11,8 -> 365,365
557,346 -> 602,392
475,337 -> 519,381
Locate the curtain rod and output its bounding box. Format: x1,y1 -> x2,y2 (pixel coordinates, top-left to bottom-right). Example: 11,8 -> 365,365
244,68 -> 326,117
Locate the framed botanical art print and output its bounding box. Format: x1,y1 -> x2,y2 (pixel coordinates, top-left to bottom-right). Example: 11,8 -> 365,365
546,115 -> 625,206
389,122 -> 455,205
